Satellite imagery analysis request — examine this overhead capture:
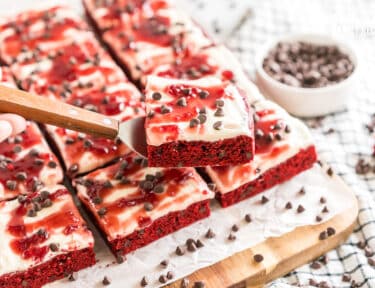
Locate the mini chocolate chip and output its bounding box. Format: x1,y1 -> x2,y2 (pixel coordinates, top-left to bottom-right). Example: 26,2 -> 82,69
357,241 -> 366,249
147,110 -> 155,118
199,107 -> 207,114
214,108 -> 224,117
83,139 -> 93,149
13,145 -> 21,153
326,167 -> 334,176
144,202 -> 153,211
365,246 -> 374,257
116,254 -> 125,264
322,206 -> 329,213
34,203 -> 42,212
18,195 -> 26,204
255,129 -> 264,138
102,276 -> 111,286
182,88 -> 191,95
299,187 -> 306,195
140,276 -> 148,287
197,114 -> 207,124
176,246 -> 185,256
159,275 -> 167,284
368,258 -> 375,266
186,238 -> 196,246
187,242 -> 197,252
181,278 -> 190,288
42,199 -> 53,208
215,99 -> 224,107
190,118 -> 200,128
176,97 -> 187,107
316,215 -> 322,222
198,90 -> 209,99
69,164 -> 79,173
342,273 -> 351,282
93,196 -> 102,204
98,207 -> 107,217
319,231 -> 328,240
160,105 -> 172,114
27,209 -> 37,217
310,261 -> 321,269
245,214 -> 252,223
327,227 -> 336,236
285,202 -> 293,209
297,205 -> 305,213
261,196 -> 269,204
253,254 -> 264,263
160,259 -> 169,268
285,125 -> 291,133
266,133 -> 274,142
275,133 -> 282,141
196,239 -> 204,248
205,228 -> 215,239
232,224 -> 239,232
228,233 -> 236,241
193,281 -> 205,288
320,197 -> 326,204
6,180 -> 17,190
152,92 -> 162,100
153,184 -> 164,194
68,272 -> 77,281
49,243 -> 59,252
166,271 -> 174,280
47,160 -> 57,168
309,279 -> 318,286
29,149 -> 39,157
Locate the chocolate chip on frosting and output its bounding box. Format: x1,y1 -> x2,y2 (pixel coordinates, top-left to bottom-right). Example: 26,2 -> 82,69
98,207 -> 107,217
253,254 -> 264,263
190,118 -> 200,128
140,276 -> 148,287
245,214 -> 252,223
197,114 -> 207,124
160,259 -> 169,268
214,108 -> 224,117
213,121 -> 223,130
176,97 -> 187,107
152,92 -> 162,100
297,205 -> 305,213
215,99 -> 224,107
160,105 -> 172,114
205,228 -> 215,239
198,90 -> 209,99
176,246 -> 185,256
261,196 -> 269,204
144,202 -> 154,211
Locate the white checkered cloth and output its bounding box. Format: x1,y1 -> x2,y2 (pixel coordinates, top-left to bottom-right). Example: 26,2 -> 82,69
180,0 -> 375,287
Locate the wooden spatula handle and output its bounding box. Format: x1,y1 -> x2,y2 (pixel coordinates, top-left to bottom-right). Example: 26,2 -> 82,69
0,85 -> 119,139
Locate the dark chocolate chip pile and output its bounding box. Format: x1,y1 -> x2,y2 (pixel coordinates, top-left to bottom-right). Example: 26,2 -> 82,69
263,41 -> 354,88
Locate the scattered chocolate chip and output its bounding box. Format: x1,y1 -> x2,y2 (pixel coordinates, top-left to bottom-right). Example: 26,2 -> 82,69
253,254 -> 264,263
214,108 -> 224,117
190,118 -> 200,128
181,88 -> 191,96
176,97 -> 187,107
13,145 -> 21,153
160,259 -> 169,268
196,239 -> 204,248
357,241 -> 366,249
213,121 -> 223,130
326,167 -> 334,176
152,92 -> 162,100
93,196 -> 102,205
140,276 -> 148,287
18,195 -> 26,204
309,279 -> 318,286
299,187 -> 306,195
187,242 -> 197,252
160,105 -> 172,114
116,254 -> 125,264
198,90 -> 209,99
261,195 -> 269,204
232,224 -> 239,232
48,242 -> 59,252
197,114 -> 207,124
327,227 -> 336,236
228,233 -> 236,241
153,184 -> 164,194
245,214 -> 252,223
285,125 -> 291,133
144,202 -> 153,211
176,246 -> 185,256
316,215 -> 322,222
27,209 -> 37,217
322,206 -> 329,213
193,281 -> 205,288
166,271 -> 174,280
319,231 -> 328,240
159,275 -> 167,284
297,205 -> 305,213
68,272 -> 77,281
342,273 -> 351,282
6,180 -> 17,191
310,261 -> 321,269
320,197 -> 327,204
368,258 -> 375,266
181,278 -> 190,288
98,207 -> 107,217
285,202 -> 293,209
102,276 -> 111,286
205,228 -> 215,239
47,161 -> 57,168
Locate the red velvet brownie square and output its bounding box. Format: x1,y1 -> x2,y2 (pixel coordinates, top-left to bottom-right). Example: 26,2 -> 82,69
0,6 -> 145,176
145,76 -> 255,167
84,0 -> 212,81
0,6 -> 88,65
0,185 -> 95,288
205,100 -> 317,207
75,152 -> 214,257
149,44 -> 263,103
0,122 -> 63,201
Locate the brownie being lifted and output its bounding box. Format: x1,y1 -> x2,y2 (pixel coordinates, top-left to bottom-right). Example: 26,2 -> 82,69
75,152 -> 214,257
205,100 -> 317,207
144,76 -> 255,167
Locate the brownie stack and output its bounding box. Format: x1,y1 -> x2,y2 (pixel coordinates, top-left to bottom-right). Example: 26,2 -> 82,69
0,1 -> 318,287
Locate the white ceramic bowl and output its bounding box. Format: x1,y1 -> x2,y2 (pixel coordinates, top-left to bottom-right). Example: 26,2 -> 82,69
255,34 -> 358,118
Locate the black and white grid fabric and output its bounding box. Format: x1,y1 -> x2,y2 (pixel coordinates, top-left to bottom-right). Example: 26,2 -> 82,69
180,0 -> 375,287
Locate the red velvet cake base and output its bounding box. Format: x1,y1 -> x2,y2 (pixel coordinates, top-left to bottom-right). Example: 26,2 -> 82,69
147,135 -> 254,167
110,200 -> 211,256
0,247 -> 95,288
216,146 -> 317,207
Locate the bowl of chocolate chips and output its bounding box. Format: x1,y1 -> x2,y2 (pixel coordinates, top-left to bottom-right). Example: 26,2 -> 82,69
256,34 -> 358,117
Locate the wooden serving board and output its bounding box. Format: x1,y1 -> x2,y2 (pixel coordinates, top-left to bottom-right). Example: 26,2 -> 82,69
168,177 -> 358,288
